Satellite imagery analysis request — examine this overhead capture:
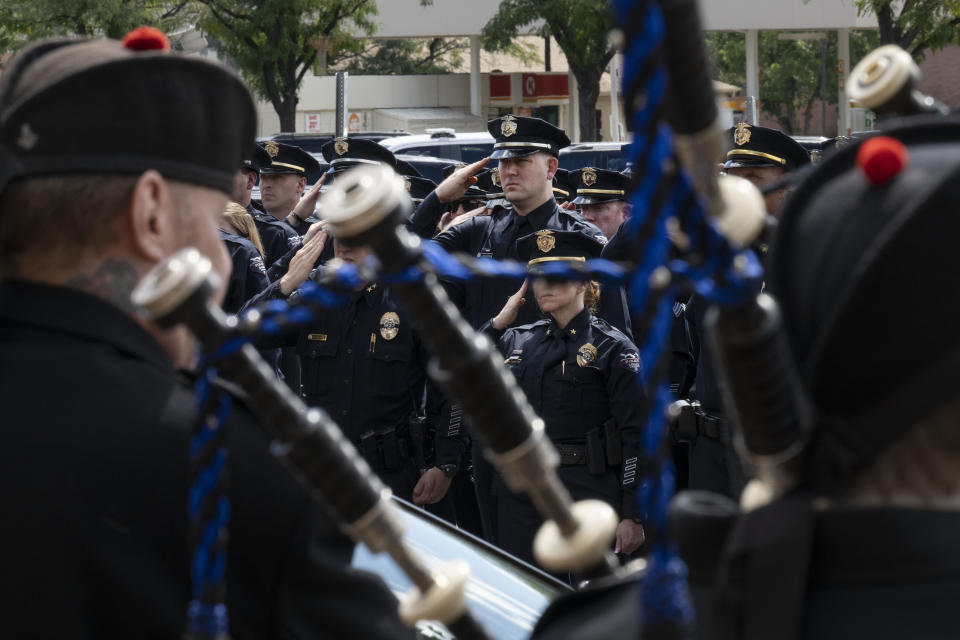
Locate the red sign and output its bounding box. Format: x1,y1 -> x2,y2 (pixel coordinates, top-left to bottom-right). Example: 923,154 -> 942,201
490,75 -> 511,101
522,74 -> 568,101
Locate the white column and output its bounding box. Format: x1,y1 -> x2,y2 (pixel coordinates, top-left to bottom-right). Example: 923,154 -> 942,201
745,29 -> 759,116
608,53 -> 624,142
837,28 -> 851,136
568,70 -> 580,142
470,35 -> 482,117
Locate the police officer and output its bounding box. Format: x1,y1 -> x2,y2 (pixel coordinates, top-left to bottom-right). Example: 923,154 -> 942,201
683,123 -> 810,498
484,229 -> 645,567
258,140 -> 322,235
235,145 -> 300,267
321,136 -> 398,179
569,167 -> 630,241
218,225 -> 268,314
0,28 -> 411,638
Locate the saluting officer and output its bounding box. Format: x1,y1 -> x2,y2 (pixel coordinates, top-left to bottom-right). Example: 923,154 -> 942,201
486,229 -> 646,567
217,225 -> 268,315
258,141 -> 322,236
235,145 -> 300,267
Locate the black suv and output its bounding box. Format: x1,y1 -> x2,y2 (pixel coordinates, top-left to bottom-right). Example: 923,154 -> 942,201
558,141 -> 629,172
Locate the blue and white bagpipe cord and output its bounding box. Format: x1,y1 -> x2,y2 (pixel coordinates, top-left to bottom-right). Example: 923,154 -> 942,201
610,0 -> 761,635
186,368 -> 232,640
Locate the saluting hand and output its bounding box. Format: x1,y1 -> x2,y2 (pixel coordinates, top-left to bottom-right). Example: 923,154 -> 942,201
491,280 -> 528,331
435,157 -> 491,203
412,467 -> 453,505
615,518 -> 645,555
292,172 -> 327,221
279,227 -> 327,295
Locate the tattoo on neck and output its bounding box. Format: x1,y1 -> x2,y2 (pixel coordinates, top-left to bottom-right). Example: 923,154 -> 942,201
65,258 -> 139,312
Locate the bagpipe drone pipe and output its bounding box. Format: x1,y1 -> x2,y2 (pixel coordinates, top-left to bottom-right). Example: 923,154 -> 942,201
130,249 -> 492,640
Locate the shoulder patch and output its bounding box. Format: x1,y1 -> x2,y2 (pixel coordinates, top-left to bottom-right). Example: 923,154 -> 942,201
619,351 -> 640,373
250,255 -> 266,275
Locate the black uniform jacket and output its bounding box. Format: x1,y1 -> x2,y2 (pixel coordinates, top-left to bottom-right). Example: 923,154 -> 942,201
220,229 -> 269,315
531,505 -> 960,640
247,202 -> 300,267
409,192 -> 622,331
489,307 -> 645,519
0,282 -> 412,639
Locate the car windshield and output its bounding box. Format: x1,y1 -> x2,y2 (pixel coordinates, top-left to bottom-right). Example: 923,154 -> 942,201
353,498 -> 570,640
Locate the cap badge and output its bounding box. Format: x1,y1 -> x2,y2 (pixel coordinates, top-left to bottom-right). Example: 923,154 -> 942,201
734,122 -> 752,146
334,136 -> 349,156
501,114 -> 518,138
581,167 -> 597,187
536,229 -> 556,253
491,168 -> 502,187
380,312 -> 400,340
264,140 -> 280,158
17,123 -> 38,151
403,178 -> 412,192
577,343 -> 598,368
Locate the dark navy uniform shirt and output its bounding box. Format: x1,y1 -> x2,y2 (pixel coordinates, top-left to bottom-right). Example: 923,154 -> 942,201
246,202 -> 300,267
488,307 -> 645,519
295,282 -> 430,442
219,229 -> 269,314
409,192 -> 618,330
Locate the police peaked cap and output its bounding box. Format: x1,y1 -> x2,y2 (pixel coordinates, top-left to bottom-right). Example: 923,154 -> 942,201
488,115 -> 571,159
243,145 -> 272,173
320,137 -> 396,173
769,115 -> 960,486
553,168 -> 572,202
570,167 -> 628,205
259,141 -> 321,176
403,175 -> 437,204
725,123 -> 810,171
0,28 -> 256,195
518,228 -> 605,276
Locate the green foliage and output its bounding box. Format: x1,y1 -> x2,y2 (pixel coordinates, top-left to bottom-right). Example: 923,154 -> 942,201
481,0 -> 615,140
707,30 -> 880,133
0,0 -> 192,53
336,37 -> 468,75
196,0 -> 376,130
856,0 -> 960,59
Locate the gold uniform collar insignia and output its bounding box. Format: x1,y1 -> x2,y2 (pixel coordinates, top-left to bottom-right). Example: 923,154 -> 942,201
379,311 -> 400,340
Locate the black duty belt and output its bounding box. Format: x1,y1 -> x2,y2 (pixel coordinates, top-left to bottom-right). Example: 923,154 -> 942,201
694,410 -> 722,439
556,443 -> 588,466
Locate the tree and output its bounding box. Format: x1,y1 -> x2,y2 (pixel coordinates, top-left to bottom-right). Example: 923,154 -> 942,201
707,30 -> 880,134
0,0 -> 191,55
481,0 -> 615,142
334,37 -> 468,75
856,0 -> 960,59
196,0 -> 376,132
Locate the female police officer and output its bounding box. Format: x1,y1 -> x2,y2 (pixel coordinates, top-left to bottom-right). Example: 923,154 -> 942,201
485,229 -> 646,568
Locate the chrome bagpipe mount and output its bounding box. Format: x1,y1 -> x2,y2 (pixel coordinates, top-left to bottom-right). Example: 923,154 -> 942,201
322,164 -> 624,578
131,248 -> 491,640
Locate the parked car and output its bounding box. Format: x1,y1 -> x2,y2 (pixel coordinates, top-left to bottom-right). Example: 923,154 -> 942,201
379,129 -> 495,164
395,153 -> 457,184
558,141 -> 630,172
353,497 -> 572,640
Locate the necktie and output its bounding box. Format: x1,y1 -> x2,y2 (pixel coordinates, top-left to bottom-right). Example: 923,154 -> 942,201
538,330 -> 568,407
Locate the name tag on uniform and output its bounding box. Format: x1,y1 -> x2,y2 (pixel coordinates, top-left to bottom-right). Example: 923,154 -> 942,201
504,348 -> 523,365
307,333 -> 327,342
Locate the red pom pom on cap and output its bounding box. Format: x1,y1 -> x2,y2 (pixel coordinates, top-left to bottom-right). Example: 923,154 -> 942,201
122,26 -> 171,52
856,136 -> 908,186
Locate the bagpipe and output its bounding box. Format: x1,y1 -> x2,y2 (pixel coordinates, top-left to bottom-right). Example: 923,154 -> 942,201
130,0 -> 950,636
